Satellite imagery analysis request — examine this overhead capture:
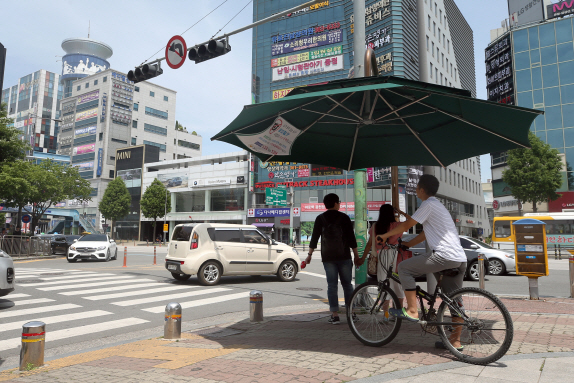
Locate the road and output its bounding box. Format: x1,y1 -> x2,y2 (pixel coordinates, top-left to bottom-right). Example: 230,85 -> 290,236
0,246 -> 571,369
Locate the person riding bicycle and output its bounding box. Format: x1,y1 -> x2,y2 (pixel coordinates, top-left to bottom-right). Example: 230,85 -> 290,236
376,174 -> 467,351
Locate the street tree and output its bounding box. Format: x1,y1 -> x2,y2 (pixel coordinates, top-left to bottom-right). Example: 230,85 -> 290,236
0,103 -> 29,165
502,132 -> 562,213
140,178 -> 171,240
98,177 -> 131,239
300,221 -> 314,242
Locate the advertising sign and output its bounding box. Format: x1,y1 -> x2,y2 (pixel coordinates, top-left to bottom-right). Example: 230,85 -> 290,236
73,143 -> 95,155
101,93 -> 107,123
486,34 -> 514,105
77,90 -> 99,104
255,178 -> 354,189
75,126 -> 97,138
405,166 -> 423,195
254,208 -> 290,218
96,148 -> 103,176
271,29 -> 343,56
271,22 -> 340,44
117,168 -> 142,188
262,161 -> 310,179
311,165 -> 343,176
366,27 -> 391,50
158,172 -> 189,189
61,113 -> 75,130
272,87 -> 297,100
190,178 -> 231,187
271,45 -> 342,68
76,161 -> 94,170
547,0 -> 574,19
366,168 -> 374,182
61,54 -> 109,80
508,0 -> 544,26
272,55 -> 343,82
548,191 -> 574,212
237,116 -> 301,156
62,102 -> 75,114
76,108 -> 98,122
301,201 -> 388,212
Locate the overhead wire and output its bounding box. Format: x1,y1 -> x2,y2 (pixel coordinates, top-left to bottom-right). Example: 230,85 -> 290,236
210,0 -> 253,40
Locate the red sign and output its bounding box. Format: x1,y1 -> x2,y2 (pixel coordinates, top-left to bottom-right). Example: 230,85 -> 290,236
492,200 -> 499,210
549,192 -> 574,212
301,201 -> 389,212
280,219 -> 290,225
165,35 -> 187,69
255,178 -> 354,190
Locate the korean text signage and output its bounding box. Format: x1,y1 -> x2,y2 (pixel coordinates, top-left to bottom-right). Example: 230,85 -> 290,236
265,187 -> 288,206
271,22 -> 340,43
272,87 -> 297,100
485,34 -> 514,105
311,165 -> 343,176
76,161 -> 94,170
492,199 -> 521,210
547,0 -> 574,19
61,113 -> 75,130
96,148 -> 103,176
405,166 -> 423,195
237,116 -> 301,156
508,0 -> 544,25
78,90 -> 99,104
76,108 -> 98,122
302,201 -> 388,212
548,191 -> 574,212
254,208 -> 290,218
255,178 -> 354,189
272,55 -> 343,82
349,0 -> 391,32
271,29 -> 343,56
271,45 -> 342,68
75,126 -> 96,138
101,93 -> 107,122
73,143 -> 95,155
62,102 -> 75,114
366,27 -> 391,50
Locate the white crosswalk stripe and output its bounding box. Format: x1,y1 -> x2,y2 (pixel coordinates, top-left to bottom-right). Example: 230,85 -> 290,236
60,281 -> 160,296
39,278 -> 156,291
29,275 -> 136,288
84,285 -> 200,301
0,298 -> 55,308
2,293 -> 30,299
0,317 -> 148,352
37,273 -> 109,281
114,287 -> 232,307
0,304 -> 82,319
0,310 -> 113,333
142,292 -> 250,313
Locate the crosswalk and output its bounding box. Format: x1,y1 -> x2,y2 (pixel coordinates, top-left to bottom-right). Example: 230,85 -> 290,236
0,267 -> 251,353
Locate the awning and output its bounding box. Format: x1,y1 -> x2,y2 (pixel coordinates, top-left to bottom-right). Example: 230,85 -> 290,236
252,223 -> 274,227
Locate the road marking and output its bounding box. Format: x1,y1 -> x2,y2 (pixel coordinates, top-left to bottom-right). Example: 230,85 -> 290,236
0,304 -> 82,319
38,278 -> 153,291
28,276 -> 135,287
84,285 -> 200,301
37,272 -> 107,280
0,317 -> 149,352
15,269 -> 78,273
0,310 -> 113,333
142,292 -> 250,313
114,287 -> 231,307
0,298 -> 55,308
2,293 -> 30,299
59,281 -> 158,295
300,271 -> 327,278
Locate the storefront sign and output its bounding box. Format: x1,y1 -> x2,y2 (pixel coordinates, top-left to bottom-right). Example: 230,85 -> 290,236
101,93 -> 107,122
62,102 -> 75,114
349,0 -> 391,31
272,55 -> 343,82
96,148 -> 103,176
271,29 -> 343,56
254,208 -> 290,218
271,22 -> 340,43
485,34 -> 514,104
547,0 -> 574,19
272,0 -> 329,18
271,45 -> 342,68
73,143 -> 95,155
61,113 -> 75,130
76,108 -> 98,122
492,198 -> 521,210
237,116 -> 301,156
301,201 -> 388,212
405,166 -> 423,195
548,191 -> 574,212
255,178 -> 354,190
366,27 -> 391,50
311,165 -> 343,176
272,87 -> 297,100
77,90 -> 99,104
191,178 -> 231,187
75,126 -> 97,138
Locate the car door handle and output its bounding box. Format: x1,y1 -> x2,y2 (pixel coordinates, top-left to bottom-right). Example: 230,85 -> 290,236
215,246 -> 223,250
276,249 -> 283,253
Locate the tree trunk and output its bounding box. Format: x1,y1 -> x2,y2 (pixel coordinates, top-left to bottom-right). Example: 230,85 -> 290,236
111,220 -> 115,240
532,199 -> 537,213
153,219 -> 157,243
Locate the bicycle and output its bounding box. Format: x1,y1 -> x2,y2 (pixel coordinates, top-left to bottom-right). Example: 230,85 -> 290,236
347,241 -> 514,365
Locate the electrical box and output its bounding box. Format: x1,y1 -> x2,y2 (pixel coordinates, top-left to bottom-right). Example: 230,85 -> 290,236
512,218 -> 549,277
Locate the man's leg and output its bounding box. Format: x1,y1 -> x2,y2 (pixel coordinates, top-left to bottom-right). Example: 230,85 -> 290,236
322,261 -> 340,315
437,262 -> 467,348
337,259 -> 354,309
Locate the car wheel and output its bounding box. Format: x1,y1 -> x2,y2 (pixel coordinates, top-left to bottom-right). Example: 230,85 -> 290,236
488,258 -> 506,276
113,249 -> 118,260
105,249 -> 111,262
198,261 -> 222,286
52,248 -> 56,255
277,260 -> 297,282
467,261 -> 479,281
67,258 -> 77,263
171,272 -> 191,281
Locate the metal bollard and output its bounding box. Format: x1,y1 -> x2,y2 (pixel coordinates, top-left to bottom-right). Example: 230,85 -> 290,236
478,253 -> 486,290
250,290 -> 264,322
20,321 -> 45,371
559,245 -> 562,260
528,277 -> 540,300
164,302 -> 182,339
570,255 -> 574,298
555,244 -> 558,260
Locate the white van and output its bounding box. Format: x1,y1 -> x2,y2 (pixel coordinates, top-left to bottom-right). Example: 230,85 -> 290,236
165,223 -> 300,285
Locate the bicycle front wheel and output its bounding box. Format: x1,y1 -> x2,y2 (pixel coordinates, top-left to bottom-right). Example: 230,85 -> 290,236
347,280 -> 402,347
436,287 -> 514,365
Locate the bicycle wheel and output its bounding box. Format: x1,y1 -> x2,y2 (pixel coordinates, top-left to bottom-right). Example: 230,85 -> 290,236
347,280 -> 402,347
436,287 -> 513,365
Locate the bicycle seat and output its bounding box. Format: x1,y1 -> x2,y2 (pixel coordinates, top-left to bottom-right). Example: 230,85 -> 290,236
439,268 -> 460,277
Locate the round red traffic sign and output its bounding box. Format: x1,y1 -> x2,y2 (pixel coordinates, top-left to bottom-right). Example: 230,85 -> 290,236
165,35 -> 187,69
492,200 -> 499,210
21,215 -> 31,223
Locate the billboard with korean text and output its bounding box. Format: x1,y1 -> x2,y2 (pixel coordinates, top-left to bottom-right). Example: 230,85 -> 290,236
272,55 -> 343,82
73,143 -> 95,155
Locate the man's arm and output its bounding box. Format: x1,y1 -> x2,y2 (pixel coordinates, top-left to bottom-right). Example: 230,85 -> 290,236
376,218 -> 418,244
306,216 -> 322,263
343,215 -> 360,264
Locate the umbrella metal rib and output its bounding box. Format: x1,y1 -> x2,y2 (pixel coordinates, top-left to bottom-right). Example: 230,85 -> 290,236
374,94 -> 431,122
368,90 -> 380,120
348,124 -> 361,171
325,95 -> 363,120
299,108 -> 358,123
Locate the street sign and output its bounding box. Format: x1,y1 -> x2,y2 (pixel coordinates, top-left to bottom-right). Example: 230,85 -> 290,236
165,35 -> 187,69
293,207 -> 300,217
163,224 -> 169,232
102,224 -> 109,229
21,215 -> 31,223
266,187 -> 287,206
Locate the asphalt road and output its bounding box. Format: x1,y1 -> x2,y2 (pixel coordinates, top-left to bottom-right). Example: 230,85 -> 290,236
0,247 -> 571,368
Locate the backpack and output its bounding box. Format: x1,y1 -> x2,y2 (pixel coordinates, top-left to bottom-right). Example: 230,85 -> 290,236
320,214 -> 346,258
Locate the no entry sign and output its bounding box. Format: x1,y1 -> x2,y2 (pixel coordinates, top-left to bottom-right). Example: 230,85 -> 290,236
165,35 -> 187,69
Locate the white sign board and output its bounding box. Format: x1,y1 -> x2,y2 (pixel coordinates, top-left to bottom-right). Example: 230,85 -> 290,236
237,117 -> 301,157
191,178 -> 231,187
272,55 -> 344,82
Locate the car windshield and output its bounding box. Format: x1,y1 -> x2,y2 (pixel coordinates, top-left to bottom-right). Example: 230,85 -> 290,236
466,237 -> 493,249
78,234 -> 108,242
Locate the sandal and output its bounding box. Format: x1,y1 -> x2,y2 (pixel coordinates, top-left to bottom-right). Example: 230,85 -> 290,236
435,340 -> 464,352
388,307 -> 419,322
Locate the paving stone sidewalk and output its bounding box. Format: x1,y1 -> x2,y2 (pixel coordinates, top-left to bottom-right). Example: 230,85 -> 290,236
1,297 -> 574,383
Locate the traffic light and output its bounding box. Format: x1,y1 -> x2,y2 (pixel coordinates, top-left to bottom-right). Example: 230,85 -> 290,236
127,63 -> 163,84
188,39 -> 231,64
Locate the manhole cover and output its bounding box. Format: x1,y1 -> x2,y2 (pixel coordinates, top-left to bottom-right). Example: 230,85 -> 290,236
296,287 -> 323,291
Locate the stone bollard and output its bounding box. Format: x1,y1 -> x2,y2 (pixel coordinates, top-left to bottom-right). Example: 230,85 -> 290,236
164,302 -> 182,339
20,321 -> 45,371
570,255 -> 574,299
250,290 -> 264,322
478,253 -> 486,290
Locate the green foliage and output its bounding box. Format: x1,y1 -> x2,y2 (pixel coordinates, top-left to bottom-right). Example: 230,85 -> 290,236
140,179 -> 171,230
0,212 -> 6,227
191,131 -> 197,135
99,177 -> 131,225
502,132 -> 562,212
567,163 -> 574,191
0,103 -> 29,165
300,221 -> 314,238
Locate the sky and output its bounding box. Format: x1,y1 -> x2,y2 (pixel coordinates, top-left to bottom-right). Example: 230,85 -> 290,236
1,0 -> 513,183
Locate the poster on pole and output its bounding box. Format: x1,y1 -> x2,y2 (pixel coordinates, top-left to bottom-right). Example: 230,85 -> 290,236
405,166 -> 423,195
237,116 -> 301,156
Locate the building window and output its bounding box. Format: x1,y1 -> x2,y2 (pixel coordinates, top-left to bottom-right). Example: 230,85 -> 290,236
99,133 -> 103,141
449,169 -> 452,185
132,120 -> 137,128
435,3 -> 437,16
426,36 -> 429,51
439,167 -> 442,181
110,156 -> 115,160
131,137 -> 136,145
143,140 -> 166,152
450,63 -> 453,75
145,106 -> 168,120
94,80 -> 98,85
133,103 -> 139,111
440,9 -> 442,23
447,40 -> 450,53
454,68 -> 457,80
432,42 -> 435,56
85,83 -> 89,88
135,86 -> 139,92
144,123 -> 167,136
150,91 -> 154,97
437,47 -> 439,61
77,85 -> 81,91
428,15 -> 431,30
435,68 -> 438,83
438,28 -> 441,42
109,170 -> 114,178
446,58 -> 449,73
444,16 -> 447,27
492,152 -> 508,166
211,189 -> 245,211
164,95 -> 168,101
430,0 -> 432,9
111,138 -> 128,144
443,34 -> 445,47
430,63 -> 433,78
442,53 -> 444,67
103,76 -> 107,82
440,73 -> 443,85
433,22 -> 436,36
178,140 -> 201,150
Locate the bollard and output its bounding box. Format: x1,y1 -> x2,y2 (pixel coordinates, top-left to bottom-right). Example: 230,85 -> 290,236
250,290 -> 264,322
528,277 -> 540,300
20,321 -> 45,371
153,246 -> 157,265
570,255 -> 574,298
122,246 -> 127,267
478,253 -> 486,290
133,239 -> 135,246
164,302 -> 182,339
555,245 -> 558,260
559,245 -> 562,260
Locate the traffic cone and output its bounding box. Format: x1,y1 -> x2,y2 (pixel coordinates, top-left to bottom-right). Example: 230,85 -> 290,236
123,246 -> 127,267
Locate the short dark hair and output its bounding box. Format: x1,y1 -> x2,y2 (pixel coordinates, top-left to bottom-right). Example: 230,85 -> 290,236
323,193 -> 340,209
417,174 -> 439,196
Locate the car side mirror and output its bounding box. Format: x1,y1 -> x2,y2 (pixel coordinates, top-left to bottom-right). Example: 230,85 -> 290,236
73,239 -> 78,243
470,244 -> 479,249
110,239 -> 115,243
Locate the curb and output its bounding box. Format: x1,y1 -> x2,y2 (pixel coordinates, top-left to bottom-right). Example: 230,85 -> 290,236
12,255 -> 64,262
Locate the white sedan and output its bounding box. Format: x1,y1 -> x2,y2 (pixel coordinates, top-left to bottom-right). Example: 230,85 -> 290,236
67,234 -> 118,262
0,249 -> 15,297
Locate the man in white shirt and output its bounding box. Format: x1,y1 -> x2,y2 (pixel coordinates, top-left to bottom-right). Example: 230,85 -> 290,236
376,174 -> 466,350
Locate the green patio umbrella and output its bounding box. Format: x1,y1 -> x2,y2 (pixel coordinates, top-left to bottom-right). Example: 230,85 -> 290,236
211,76 -> 541,169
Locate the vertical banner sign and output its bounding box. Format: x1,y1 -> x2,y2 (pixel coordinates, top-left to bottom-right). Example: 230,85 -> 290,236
405,166 -> 423,195
96,148 -> 103,176
354,170 -> 368,285
101,93 -> 107,122
366,168 -> 374,182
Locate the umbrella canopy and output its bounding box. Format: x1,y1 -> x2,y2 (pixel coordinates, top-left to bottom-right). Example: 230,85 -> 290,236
212,76 -> 542,170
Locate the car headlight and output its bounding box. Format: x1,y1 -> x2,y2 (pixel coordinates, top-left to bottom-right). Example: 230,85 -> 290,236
70,246 -> 76,251
292,248 -> 299,255
97,246 -> 107,250
0,250 -> 8,258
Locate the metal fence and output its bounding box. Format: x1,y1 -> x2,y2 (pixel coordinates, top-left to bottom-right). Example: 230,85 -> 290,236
0,236 -> 52,257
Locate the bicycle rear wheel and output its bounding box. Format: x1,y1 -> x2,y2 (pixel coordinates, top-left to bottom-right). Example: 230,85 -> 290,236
347,280 -> 402,347
436,287 -> 513,365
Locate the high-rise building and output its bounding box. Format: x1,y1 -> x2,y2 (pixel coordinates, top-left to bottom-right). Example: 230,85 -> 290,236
250,0 -> 489,237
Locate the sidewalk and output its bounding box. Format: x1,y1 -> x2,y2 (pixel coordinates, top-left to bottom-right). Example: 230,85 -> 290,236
1,297 -> 574,383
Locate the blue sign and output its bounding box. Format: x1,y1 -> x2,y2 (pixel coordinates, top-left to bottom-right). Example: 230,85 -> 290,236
96,148 -> 103,176
22,215 -> 31,223
255,208 -> 290,217
61,54 -> 110,80
271,29 -> 343,56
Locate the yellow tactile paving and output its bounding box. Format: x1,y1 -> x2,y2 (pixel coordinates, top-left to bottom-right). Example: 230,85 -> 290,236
0,333 -> 251,381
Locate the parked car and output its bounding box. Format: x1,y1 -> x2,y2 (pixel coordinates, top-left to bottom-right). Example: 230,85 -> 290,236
67,234 -> 117,262
459,235 -> 515,276
401,234 -> 490,281
165,223 -> 300,285
51,235 -> 82,255
0,249 -> 15,297
168,177 -> 183,187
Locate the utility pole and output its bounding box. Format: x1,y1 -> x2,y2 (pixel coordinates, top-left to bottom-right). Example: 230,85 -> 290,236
163,187 -> 168,244
289,186 -> 294,247
0,42 -> 6,96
